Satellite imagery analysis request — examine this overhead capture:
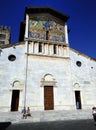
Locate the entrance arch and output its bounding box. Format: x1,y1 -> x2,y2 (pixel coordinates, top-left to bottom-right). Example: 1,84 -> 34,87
11,81 -> 22,111
74,83 -> 82,109
41,74 -> 57,110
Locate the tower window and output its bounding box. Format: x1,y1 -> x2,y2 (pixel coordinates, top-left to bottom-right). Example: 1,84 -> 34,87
38,43 -> 42,53
0,41 -> 5,44
53,45 -> 57,54
0,34 -> 6,39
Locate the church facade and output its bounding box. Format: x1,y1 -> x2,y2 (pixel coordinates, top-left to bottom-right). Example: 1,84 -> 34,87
0,7 -> 96,112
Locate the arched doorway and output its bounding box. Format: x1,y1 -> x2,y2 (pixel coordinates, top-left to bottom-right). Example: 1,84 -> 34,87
41,74 -> 57,110
11,81 -> 22,111
74,83 -> 82,109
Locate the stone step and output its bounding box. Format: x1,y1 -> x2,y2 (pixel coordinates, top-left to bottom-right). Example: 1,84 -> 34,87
0,110 -> 93,124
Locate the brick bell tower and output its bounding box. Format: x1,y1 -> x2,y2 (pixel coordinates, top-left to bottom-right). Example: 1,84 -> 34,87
0,26 -> 10,45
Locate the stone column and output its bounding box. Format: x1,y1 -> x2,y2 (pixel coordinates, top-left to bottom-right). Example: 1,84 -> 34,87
24,14 -> 29,54
45,43 -> 49,55
34,42 -> 39,54
66,46 -> 69,57
52,44 -> 54,55
29,42 -> 31,53
56,45 -> 59,55
42,43 -> 45,54
62,45 -> 64,56
64,46 -> 69,57
24,14 -> 29,39
29,42 -> 34,53
58,45 -> 62,56
49,44 -> 53,55
31,42 -> 34,53
64,23 -> 69,44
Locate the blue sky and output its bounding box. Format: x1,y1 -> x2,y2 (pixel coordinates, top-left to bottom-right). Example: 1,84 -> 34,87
0,0 -> 96,59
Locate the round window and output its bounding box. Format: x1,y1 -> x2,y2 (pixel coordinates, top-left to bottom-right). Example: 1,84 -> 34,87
76,61 -> 82,67
8,54 -> 16,61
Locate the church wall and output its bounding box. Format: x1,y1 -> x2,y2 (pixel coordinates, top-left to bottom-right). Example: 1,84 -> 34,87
0,44 -> 95,111
70,49 -> 96,109
25,55 -> 74,110
0,44 -> 26,111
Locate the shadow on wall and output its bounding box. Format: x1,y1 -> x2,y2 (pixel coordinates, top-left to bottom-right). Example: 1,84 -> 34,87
0,122 -> 11,130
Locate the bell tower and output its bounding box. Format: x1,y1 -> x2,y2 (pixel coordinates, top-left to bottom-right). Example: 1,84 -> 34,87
21,7 -> 70,58
0,26 -> 10,45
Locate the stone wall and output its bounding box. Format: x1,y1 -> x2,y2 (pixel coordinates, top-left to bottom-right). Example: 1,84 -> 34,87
0,44 -> 25,111
70,48 -> 96,109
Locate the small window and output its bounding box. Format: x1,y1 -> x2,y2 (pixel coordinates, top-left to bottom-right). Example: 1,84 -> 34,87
76,61 -> 82,67
0,34 -> 6,39
46,31 -> 49,40
0,41 -> 5,44
53,44 -> 57,54
38,43 -> 42,53
8,55 -> 16,61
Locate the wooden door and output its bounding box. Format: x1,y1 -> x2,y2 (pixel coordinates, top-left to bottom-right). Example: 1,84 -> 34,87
11,90 -> 20,111
44,86 -> 54,110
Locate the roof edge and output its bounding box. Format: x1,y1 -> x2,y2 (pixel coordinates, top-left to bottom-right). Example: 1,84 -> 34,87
0,42 -> 25,49
70,48 -> 96,61
24,6 -> 70,22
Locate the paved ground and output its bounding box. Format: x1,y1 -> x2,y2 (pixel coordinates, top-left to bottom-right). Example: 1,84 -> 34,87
0,119 -> 96,130
0,109 -> 94,130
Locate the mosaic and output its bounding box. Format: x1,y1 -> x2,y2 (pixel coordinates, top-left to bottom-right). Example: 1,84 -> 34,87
28,16 -> 65,42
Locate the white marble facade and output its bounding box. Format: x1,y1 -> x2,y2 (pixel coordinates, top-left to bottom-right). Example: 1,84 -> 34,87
0,7 -> 96,112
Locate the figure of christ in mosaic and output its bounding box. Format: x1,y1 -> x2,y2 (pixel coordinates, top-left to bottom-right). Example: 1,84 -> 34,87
28,16 -> 65,42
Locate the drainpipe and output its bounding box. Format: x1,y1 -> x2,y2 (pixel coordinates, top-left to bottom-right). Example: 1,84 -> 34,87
24,42 -> 28,107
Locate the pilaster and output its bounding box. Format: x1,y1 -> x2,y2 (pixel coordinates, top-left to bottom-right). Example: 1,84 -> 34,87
24,14 -> 29,39
64,23 -> 69,44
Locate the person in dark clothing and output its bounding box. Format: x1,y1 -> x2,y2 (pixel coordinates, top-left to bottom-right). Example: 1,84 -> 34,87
92,107 -> 96,123
21,106 -> 27,119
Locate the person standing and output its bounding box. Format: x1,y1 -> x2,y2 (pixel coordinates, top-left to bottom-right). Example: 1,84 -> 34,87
92,107 -> 96,123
